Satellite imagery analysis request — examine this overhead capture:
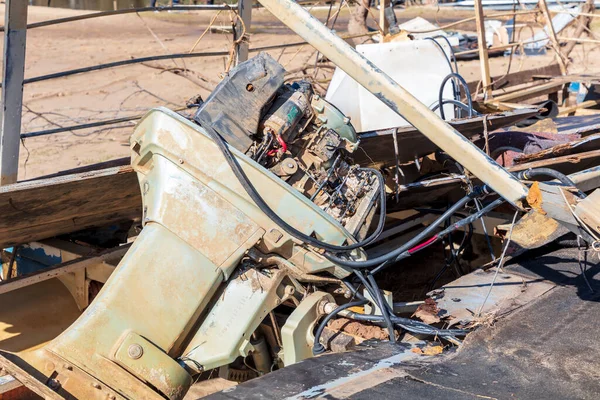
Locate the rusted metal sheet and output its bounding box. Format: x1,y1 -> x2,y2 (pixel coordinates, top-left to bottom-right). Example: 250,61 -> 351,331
514,134 -> 600,164
429,269 -> 554,327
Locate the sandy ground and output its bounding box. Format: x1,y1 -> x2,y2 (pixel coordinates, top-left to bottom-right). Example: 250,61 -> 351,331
1,4 -> 598,180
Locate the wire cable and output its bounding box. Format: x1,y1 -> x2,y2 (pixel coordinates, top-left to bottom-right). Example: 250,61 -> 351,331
195,116 -> 387,253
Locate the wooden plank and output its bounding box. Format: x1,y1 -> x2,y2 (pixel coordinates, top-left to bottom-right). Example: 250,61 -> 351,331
558,99 -> 600,116
355,108 -> 539,167
467,64 -> 561,93
474,0 -> 492,99
380,0 -> 390,35
0,244 -> 130,295
574,189 -> 600,235
539,0 -> 567,75
488,80 -> 565,103
0,2 -> 28,185
0,353 -> 62,400
0,163 -> 141,248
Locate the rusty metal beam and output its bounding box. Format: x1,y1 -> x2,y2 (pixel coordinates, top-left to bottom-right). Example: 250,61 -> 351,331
256,0 -> 529,207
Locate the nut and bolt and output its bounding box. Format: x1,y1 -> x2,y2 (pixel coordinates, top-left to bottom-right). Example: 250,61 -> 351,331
127,343 -> 144,360
92,382 -> 102,390
246,83 -> 255,92
47,379 -> 60,390
284,285 -> 295,296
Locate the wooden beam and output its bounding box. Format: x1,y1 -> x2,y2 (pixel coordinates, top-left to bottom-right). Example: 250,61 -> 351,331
488,80 -> 565,103
474,0 -> 492,99
0,1 -> 28,185
574,189 -> 600,235
380,0 -> 390,35
558,99 -> 600,116
538,0 -> 567,75
0,244 -> 130,295
0,354 -> 62,400
0,162 -> 141,249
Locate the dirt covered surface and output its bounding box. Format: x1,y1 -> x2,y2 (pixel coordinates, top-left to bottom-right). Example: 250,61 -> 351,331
2,5 -> 598,180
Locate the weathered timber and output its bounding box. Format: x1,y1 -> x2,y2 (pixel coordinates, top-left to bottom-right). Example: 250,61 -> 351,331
0,161 -> 141,248
356,108 -> 539,168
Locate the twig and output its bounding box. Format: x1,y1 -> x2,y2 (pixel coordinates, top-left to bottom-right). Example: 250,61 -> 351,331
477,210 -> 519,317
189,10 -> 222,54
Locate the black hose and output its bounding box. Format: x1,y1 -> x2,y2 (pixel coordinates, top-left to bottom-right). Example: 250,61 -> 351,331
438,73 -> 474,119
430,99 -> 481,116
324,193 -> 476,269
312,299 -> 368,355
517,167 -> 586,198
344,311 -> 468,338
196,117 -> 387,253
429,35 -> 459,74
360,272 -> 397,343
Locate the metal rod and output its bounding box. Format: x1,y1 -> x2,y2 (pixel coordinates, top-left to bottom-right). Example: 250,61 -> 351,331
0,5 -> 232,32
256,0 -> 528,206
235,0 -> 253,65
0,1 -> 27,185
3,33 -> 376,88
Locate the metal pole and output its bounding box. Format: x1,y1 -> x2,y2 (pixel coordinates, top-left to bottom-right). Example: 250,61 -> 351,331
0,1 -> 28,185
256,0 -> 528,206
235,0 -> 253,65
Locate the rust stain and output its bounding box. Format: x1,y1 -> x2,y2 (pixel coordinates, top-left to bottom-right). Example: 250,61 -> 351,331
526,181 -> 546,215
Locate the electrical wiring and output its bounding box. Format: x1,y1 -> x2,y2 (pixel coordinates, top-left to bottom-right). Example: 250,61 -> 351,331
312,299 -> 368,355
517,167 -> 586,198
196,116 -> 388,253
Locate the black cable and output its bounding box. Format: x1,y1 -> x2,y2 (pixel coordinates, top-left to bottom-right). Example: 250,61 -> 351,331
424,37 -> 459,118
312,299 -> 368,355
196,117 -> 388,253
344,311 -> 468,338
430,99 -> 481,115
438,72 -> 474,120
357,271 -> 397,343
430,35 -> 459,74
0,5 -> 232,32
517,168 -> 586,198
325,193 -> 477,270
369,197 -> 504,275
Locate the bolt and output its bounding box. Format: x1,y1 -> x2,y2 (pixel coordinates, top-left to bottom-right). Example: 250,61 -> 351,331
47,379 -> 60,390
284,285 -> 295,296
343,117 -> 351,124
314,94 -> 320,100
107,395 -> 117,400
286,162 -> 294,168
92,383 -> 102,390
128,343 -> 144,360
246,83 -> 254,92
63,364 -> 73,371
178,158 -> 184,164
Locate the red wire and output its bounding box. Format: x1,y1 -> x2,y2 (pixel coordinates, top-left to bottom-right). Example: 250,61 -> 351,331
408,235 -> 438,254
267,134 -> 287,156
